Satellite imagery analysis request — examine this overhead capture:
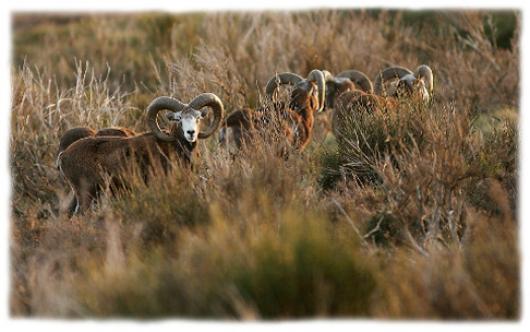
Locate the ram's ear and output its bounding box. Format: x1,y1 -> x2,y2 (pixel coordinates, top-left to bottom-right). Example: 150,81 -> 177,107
200,108 -> 209,119
414,78 -> 424,88
169,111 -> 182,122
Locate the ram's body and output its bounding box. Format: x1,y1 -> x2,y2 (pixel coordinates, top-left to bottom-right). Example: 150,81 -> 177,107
57,126 -> 137,214
220,107 -> 257,149
59,131 -> 195,214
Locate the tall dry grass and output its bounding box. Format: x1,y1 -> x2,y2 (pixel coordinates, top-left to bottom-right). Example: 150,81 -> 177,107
10,10 -> 519,319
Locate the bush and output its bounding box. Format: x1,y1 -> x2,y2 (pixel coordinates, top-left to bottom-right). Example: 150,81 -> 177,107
72,204 -> 376,318
10,10 -> 519,319
333,100 -> 428,183
111,167 -> 210,247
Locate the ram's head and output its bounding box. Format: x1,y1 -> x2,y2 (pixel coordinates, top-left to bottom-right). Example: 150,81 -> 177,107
374,65 -> 434,103
147,94 -> 224,143
323,69 -> 374,109
265,69 -> 326,114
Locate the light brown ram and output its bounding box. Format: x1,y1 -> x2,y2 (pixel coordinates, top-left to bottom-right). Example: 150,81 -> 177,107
57,93 -> 224,215
322,69 -> 374,110
220,69 -> 326,152
320,69 -> 375,137
374,65 -> 434,103
329,65 -> 434,137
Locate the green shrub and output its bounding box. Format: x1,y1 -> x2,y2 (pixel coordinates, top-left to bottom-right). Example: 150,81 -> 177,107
227,210 -> 376,318
364,213 -> 402,247
333,101 -> 427,183
317,149 -> 343,191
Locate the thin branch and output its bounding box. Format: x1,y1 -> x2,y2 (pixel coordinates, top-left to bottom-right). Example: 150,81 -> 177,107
363,214 -> 384,239
331,198 -> 364,242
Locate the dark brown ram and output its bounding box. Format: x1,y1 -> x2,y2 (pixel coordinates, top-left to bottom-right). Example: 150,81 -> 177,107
57,94 -> 224,214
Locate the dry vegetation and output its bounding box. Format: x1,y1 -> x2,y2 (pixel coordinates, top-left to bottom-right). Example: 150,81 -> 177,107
10,10 -> 519,319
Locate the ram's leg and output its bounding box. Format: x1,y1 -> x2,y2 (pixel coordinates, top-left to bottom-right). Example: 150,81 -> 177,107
75,191 -> 90,214
66,196 -> 78,217
75,179 -> 99,215
232,127 -> 243,148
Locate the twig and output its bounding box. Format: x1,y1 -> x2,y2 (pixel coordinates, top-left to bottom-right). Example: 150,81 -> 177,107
331,198 -> 364,242
404,226 -> 429,257
363,214 -> 384,239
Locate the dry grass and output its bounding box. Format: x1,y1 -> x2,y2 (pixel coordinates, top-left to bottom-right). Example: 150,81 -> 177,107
10,10 -> 519,319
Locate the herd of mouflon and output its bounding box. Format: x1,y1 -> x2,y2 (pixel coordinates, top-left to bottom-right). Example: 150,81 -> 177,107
56,65 -> 433,215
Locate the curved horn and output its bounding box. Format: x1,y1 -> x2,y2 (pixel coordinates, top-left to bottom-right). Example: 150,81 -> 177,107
265,72 -> 304,99
189,93 -> 225,139
336,70 -> 374,94
306,69 -> 326,113
374,66 -> 414,95
147,96 -> 186,142
415,65 -> 434,95
322,70 -> 338,109
322,70 -> 335,83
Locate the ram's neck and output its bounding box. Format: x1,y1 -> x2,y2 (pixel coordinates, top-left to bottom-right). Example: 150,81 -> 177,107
299,100 -> 316,127
154,133 -> 197,167
287,101 -> 315,151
